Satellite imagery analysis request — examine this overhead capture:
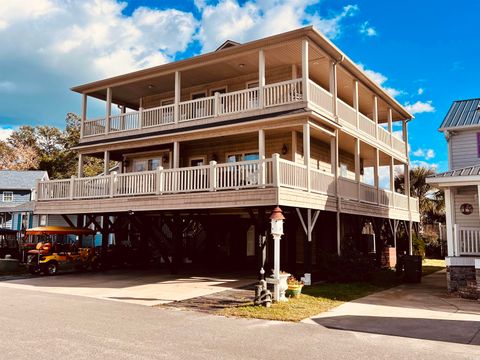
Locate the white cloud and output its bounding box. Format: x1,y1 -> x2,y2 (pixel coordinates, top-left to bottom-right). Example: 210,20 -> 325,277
359,21 -> 377,37
411,160 -> 438,170
0,0 -> 58,30
0,0 -> 197,80
196,1 -> 359,52
0,80 -> 15,92
417,88 -> 424,95
413,148 -> 435,160
404,100 -> 435,114
0,0 -> 198,126
0,127 -> 13,141
357,64 -> 403,98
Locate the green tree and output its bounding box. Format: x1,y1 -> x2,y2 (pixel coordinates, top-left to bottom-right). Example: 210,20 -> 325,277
395,166 -> 445,224
3,113 -> 106,178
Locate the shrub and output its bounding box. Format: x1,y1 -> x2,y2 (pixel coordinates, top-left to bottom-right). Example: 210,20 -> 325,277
412,233 -> 426,258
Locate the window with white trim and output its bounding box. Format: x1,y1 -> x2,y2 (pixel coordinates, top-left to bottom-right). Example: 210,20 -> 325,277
2,191 -> 13,202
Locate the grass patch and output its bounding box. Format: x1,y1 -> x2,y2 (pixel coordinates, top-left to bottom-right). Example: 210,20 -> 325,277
220,272 -> 397,322
220,263 -> 445,322
422,258 -> 445,276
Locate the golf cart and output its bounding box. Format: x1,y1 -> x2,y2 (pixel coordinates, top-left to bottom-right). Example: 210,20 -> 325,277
24,226 -> 102,276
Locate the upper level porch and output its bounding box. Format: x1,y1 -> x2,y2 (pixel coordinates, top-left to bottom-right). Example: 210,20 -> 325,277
77,30 -> 411,159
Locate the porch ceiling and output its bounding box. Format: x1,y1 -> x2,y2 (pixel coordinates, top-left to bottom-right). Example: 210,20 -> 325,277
83,39 -> 327,110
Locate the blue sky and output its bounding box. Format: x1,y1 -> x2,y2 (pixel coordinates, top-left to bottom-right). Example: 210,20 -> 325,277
1,0 -> 479,172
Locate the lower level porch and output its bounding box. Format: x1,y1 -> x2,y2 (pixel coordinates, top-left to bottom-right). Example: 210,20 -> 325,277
36,155 -> 419,221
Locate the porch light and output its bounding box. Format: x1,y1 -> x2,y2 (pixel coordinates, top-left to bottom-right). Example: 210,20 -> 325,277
270,206 -> 285,236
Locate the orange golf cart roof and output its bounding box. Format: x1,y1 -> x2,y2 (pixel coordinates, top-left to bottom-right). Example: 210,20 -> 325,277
25,226 -> 95,236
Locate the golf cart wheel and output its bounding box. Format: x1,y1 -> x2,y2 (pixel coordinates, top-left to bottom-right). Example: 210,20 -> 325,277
28,266 -> 41,275
45,261 -> 58,276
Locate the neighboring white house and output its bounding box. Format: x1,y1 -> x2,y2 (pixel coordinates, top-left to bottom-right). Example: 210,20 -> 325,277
427,98 -> 480,297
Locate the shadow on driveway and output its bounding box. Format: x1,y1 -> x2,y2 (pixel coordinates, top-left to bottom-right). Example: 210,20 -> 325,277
313,315 -> 480,345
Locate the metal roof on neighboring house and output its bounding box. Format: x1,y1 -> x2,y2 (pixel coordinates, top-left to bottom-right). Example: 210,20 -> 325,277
428,164 -> 480,179
0,170 -> 48,190
439,98 -> 480,130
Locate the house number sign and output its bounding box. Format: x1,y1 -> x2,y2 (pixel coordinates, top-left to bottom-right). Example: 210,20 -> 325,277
460,203 -> 474,215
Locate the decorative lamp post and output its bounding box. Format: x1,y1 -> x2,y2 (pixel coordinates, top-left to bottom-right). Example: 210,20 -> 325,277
270,206 -> 289,302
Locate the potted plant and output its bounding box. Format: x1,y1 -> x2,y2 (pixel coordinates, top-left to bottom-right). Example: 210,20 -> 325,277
286,276 -> 304,298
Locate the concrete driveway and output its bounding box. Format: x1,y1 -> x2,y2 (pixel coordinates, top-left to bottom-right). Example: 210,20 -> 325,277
0,269 -> 255,306
305,270 -> 480,345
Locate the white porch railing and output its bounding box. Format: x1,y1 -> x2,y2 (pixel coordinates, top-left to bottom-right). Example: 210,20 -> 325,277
337,99 -> 357,127
308,80 -> 333,115
264,79 -> 303,107
455,226 -> 480,256
37,156 -> 418,215
278,158 -> 308,190
338,177 -> 358,201
82,79 -> 306,138
336,98 -> 407,155
359,182 -> 377,204
179,96 -> 215,122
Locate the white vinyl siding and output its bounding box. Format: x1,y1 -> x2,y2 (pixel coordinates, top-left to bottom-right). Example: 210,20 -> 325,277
453,186 -> 479,227
450,130 -> 480,170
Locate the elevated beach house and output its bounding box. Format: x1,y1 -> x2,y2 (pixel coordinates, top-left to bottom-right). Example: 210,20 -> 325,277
35,27 -> 419,278
427,98 -> 480,296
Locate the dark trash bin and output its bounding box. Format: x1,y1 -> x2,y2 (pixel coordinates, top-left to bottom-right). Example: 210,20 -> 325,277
402,255 -> 422,283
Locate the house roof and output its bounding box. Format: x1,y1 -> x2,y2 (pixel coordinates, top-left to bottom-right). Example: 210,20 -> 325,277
0,171 -> 48,190
439,98 -> 480,131
430,165 -> 480,178
215,40 -> 241,51
0,201 -> 35,213
426,164 -> 480,186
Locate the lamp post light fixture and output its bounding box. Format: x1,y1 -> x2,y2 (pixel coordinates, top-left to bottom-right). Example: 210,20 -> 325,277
270,206 -> 288,302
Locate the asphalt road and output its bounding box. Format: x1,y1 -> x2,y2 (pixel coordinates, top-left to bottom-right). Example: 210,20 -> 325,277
1,286 -> 478,360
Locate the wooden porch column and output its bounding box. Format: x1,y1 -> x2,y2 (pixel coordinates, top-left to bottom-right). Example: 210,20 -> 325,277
291,64 -> 297,79
259,129 -> 266,185
445,188 -> 455,256
353,79 -> 359,128
258,49 -> 265,108
81,94 -> 87,139
174,71 -> 181,123
291,131 -> 297,162
390,156 -> 395,208
76,215 -> 84,247
374,148 -> 380,204
303,123 -> 311,191
329,60 -> 338,117
105,87 -> 112,134
77,153 -> 84,178
301,39 -> 309,102
388,107 -> 393,147
403,119 -> 413,253
103,151 -> 110,175
258,129 -> 265,159
354,138 -> 361,199
173,141 -> 180,168
373,95 -> 378,139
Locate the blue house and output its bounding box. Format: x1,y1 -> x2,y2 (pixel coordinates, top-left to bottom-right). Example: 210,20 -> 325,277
0,170 -> 49,230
